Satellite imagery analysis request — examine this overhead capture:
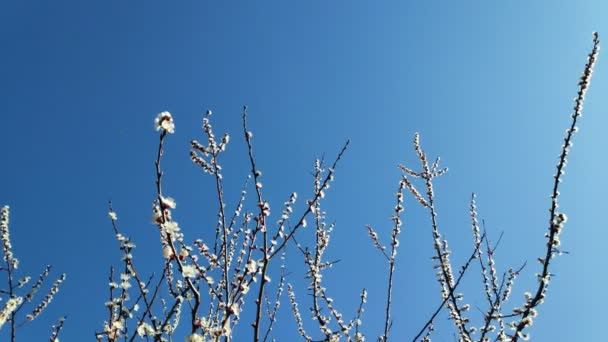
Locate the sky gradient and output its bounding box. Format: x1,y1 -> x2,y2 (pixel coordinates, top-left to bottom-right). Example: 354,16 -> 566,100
1,1 -> 607,341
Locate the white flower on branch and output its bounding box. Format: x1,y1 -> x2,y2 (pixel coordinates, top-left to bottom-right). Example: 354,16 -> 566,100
246,259 -> 257,274
155,111 -> 175,133
160,195 -> 177,209
161,221 -> 180,235
185,334 -> 204,342
182,264 -> 199,278
1,206 -> 14,263
136,322 -> 155,337
163,245 -> 174,259
0,297 -> 23,328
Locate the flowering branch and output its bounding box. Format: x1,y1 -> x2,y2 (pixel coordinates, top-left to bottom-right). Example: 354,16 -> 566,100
0,206 -> 65,342
509,31 -> 600,342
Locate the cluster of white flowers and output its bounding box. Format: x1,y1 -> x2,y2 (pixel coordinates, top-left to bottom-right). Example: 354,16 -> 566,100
366,225 -> 385,253
160,195 -> 176,210
154,111 -> 175,134
190,110 -> 231,176
0,297 -> 23,328
26,273 -> 66,321
245,259 -> 257,274
399,173 -> 428,208
287,284 -> 310,340
272,192 -> 298,248
389,179 -> 406,251
181,264 -> 199,279
161,221 -> 181,236
136,322 -> 155,337
49,316 -> 66,342
119,272 -> 131,290
185,334 -> 204,342
102,319 -> 124,340
1,206 -> 15,267
17,276 -> 30,288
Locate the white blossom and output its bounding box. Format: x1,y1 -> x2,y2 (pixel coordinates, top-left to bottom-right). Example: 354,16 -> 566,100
155,111 -> 175,133
182,265 -> 199,279
185,334 -> 204,342
160,196 -> 177,209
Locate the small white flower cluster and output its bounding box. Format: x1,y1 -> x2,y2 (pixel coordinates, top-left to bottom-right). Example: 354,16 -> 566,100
181,264 -> 198,279
390,179 -> 406,251
400,174 -> 428,208
17,276 -> 30,288
136,322 -> 155,337
287,284 -> 311,340
190,110 -> 230,176
0,206 -> 16,268
193,241 -> 218,270
190,310 -> 234,341
154,191 -> 195,300
168,296 -> 183,334
0,296 -> 23,328
365,225 -> 385,252
185,333 -> 204,342
102,319 -> 124,340
272,192 -> 298,248
155,111 -> 175,134
547,212 -> 567,250
26,273 -> 66,321
49,316 -> 66,342
260,254 -> 286,337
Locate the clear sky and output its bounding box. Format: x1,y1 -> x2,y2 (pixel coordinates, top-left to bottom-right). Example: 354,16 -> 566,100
0,1 -> 607,341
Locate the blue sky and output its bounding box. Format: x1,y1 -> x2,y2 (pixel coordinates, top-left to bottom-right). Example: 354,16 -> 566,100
0,1 -> 607,341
